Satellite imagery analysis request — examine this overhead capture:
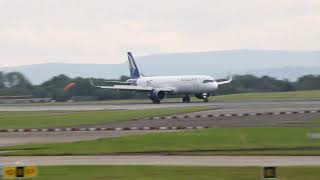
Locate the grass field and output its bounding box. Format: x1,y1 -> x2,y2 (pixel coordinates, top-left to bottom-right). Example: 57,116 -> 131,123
3,127 -> 320,156
0,107 -> 210,129
304,119 -> 320,124
22,166 -> 320,180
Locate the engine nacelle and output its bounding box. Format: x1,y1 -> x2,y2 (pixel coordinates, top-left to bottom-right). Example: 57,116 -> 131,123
149,89 -> 166,103
195,93 -> 211,99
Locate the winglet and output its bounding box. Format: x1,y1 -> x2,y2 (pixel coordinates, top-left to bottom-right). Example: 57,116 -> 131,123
216,76 -> 233,86
89,78 -> 97,87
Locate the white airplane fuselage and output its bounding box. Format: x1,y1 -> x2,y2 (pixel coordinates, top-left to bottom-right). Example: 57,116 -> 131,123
90,52 -> 231,103
136,75 -> 218,94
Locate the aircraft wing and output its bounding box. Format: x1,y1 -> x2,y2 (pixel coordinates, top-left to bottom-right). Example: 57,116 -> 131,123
90,79 -> 173,92
216,76 -> 233,86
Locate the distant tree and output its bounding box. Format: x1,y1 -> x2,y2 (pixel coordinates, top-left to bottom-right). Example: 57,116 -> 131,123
69,77 -> 96,96
4,72 -> 32,89
0,72 -> 5,89
216,75 -> 295,95
294,75 -> 320,90
119,75 -> 130,81
42,74 -> 71,88
257,76 -> 294,92
32,86 -> 49,98
39,74 -> 72,101
0,87 -> 32,96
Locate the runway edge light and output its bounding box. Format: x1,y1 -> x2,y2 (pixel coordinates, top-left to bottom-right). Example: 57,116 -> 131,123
262,167 -> 277,180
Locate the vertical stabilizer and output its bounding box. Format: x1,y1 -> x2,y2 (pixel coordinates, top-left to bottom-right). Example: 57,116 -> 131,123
128,52 -> 141,79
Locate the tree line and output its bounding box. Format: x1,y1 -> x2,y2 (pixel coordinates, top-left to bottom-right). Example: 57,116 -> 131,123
215,74 -> 320,95
1,71 -> 320,101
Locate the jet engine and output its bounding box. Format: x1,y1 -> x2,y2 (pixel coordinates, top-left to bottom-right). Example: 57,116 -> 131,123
195,93 -> 211,99
149,89 -> 166,103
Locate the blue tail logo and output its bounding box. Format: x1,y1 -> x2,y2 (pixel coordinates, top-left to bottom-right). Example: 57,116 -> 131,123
128,52 -> 140,79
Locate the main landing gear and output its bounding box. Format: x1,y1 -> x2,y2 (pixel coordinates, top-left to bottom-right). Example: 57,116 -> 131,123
182,95 -> 191,103
149,96 -> 161,104
152,99 -> 161,104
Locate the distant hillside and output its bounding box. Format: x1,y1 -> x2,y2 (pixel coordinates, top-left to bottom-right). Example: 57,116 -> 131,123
1,50 -> 319,84
0,63 -> 128,84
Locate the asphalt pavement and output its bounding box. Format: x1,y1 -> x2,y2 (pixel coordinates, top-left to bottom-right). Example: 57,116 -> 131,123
1,155 -> 320,167
1,100 -> 320,111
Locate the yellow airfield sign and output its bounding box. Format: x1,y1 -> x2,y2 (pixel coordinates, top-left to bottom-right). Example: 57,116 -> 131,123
2,167 -> 16,179
24,166 -> 38,178
1,166 -> 38,179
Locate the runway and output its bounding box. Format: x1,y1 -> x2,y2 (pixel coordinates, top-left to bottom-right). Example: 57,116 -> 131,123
1,155 -> 320,167
1,109 -> 320,147
1,100 -> 320,147
1,100 -> 320,111
1,100 -> 320,168
78,108 -> 320,129
0,130 -> 174,147
0,102 -> 214,111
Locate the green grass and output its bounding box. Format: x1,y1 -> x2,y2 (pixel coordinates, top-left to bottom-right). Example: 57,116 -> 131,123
3,127 -> 320,156
24,166 -> 320,180
303,119 -> 320,124
0,107 -> 210,129
213,90 -> 320,101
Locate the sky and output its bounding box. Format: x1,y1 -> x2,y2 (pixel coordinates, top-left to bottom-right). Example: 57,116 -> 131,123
0,0 -> 319,67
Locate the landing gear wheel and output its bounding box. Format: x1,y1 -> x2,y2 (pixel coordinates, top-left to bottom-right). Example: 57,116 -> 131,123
182,96 -> 191,103
151,98 -> 161,104
182,97 -> 187,103
153,100 -> 161,104
204,98 -> 209,102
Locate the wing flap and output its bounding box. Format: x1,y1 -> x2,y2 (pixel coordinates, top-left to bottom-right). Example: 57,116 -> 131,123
104,81 -> 132,85
94,85 -> 174,92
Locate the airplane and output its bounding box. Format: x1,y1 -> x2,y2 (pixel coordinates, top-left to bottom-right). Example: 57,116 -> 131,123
90,52 -> 232,103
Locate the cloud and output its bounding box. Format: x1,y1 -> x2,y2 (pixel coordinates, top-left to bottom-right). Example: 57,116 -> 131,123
0,0 -> 319,66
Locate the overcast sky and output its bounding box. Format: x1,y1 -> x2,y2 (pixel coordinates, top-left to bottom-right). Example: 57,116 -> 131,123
0,0 -> 319,67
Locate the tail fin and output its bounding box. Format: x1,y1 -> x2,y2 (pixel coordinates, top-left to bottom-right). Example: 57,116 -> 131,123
128,52 -> 140,79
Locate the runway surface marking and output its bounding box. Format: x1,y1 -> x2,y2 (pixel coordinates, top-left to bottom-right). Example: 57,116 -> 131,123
0,126 -> 204,133
1,156 -> 320,167
148,109 -> 320,120
1,109 -> 319,133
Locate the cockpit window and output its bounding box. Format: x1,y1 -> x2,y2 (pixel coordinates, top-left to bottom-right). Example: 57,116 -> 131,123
203,80 -> 214,83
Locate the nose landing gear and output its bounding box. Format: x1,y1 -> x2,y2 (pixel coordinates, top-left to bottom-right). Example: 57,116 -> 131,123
195,93 -> 210,102
203,93 -> 209,102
